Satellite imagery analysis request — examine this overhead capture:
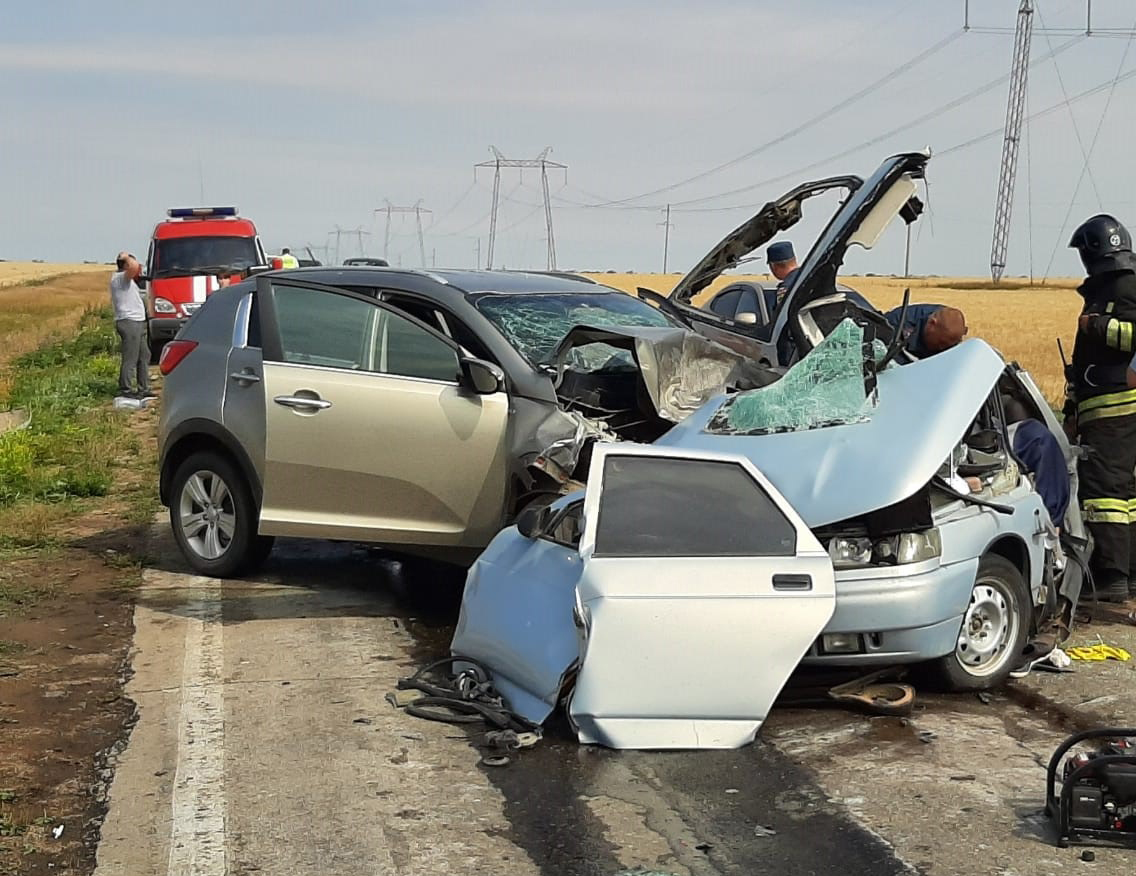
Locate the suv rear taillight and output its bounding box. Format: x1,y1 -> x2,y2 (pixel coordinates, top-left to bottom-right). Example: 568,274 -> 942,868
159,340 -> 198,375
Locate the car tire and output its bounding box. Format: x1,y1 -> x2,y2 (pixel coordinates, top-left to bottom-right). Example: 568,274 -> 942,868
169,450 -> 273,578
930,554 -> 1031,692
149,337 -> 166,365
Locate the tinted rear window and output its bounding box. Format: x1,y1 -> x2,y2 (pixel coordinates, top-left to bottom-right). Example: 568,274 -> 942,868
594,455 -> 797,558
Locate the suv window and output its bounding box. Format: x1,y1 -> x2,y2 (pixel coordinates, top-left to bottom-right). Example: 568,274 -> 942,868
594,455 -> 797,558
709,288 -> 742,319
380,310 -> 461,381
272,284 -> 459,381
382,292 -> 497,363
737,288 -> 760,321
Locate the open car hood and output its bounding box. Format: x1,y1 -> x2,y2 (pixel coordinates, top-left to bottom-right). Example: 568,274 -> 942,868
656,337 -> 1008,528
667,173 -> 860,306
664,151 -> 929,362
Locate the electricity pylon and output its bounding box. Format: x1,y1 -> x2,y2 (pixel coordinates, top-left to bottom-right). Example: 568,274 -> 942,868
377,200 -> 432,267
475,147 -> 567,270
990,0 -> 1034,283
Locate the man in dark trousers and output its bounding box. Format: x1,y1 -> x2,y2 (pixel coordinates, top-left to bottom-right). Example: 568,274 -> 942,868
1064,214 -> 1136,603
109,251 -> 154,399
883,303 -> 968,358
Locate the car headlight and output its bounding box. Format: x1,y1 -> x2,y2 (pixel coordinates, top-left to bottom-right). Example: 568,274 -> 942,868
894,529 -> 942,564
827,529 -> 941,569
152,297 -> 177,314
828,537 -> 873,568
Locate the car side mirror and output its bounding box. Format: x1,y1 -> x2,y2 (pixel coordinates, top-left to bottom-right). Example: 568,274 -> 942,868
517,505 -> 551,539
735,311 -> 758,325
460,357 -> 504,394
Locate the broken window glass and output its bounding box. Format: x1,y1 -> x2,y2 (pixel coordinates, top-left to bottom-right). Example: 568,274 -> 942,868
475,292 -> 673,365
707,318 -> 877,434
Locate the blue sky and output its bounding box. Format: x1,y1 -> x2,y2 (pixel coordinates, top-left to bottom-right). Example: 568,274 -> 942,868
2,0 -> 1135,278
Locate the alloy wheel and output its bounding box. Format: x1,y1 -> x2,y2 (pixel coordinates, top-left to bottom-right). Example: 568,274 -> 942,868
178,469 -> 236,560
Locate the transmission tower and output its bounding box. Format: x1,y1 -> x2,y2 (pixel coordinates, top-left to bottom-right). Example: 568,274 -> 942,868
475,147 -> 567,270
377,200 -> 432,267
990,0 -> 1034,283
329,225 -> 371,264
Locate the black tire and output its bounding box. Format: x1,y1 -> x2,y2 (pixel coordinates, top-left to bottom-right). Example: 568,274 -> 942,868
168,450 -> 272,578
929,554 -> 1031,692
149,337 -> 166,365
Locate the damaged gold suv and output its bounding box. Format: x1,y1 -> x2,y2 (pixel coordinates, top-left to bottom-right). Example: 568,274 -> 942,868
156,268 -> 773,577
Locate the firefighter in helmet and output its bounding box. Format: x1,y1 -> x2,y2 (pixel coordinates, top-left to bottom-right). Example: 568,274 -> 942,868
1065,214 -> 1136,602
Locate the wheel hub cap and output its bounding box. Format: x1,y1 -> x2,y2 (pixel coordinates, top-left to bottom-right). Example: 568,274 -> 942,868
956,582 -> 1014,672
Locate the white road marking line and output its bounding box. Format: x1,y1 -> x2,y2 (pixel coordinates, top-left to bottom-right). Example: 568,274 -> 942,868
167,574 -> 226,876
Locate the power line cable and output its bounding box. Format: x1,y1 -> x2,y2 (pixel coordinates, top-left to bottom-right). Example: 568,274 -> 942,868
938,63 -> 1136,155
659,35 -> 1085,211
579,28 -> 966,207
432,181 -> 525,239
1036,1 -> 1103,204
1043,10 -> 1136,279
559,35 -> 1084,214
424,180 -> 480,234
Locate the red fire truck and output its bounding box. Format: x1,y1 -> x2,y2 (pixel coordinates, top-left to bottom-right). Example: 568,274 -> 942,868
144,207 -> 267,358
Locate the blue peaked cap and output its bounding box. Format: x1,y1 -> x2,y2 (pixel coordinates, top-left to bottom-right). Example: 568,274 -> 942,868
767,241 -> 795,263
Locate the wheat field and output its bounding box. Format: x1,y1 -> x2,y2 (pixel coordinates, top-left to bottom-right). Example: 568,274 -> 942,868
0,265 -> 1087,406
0,270 -> 112,402
583,272 -> 1084,405
0,261 -> 109,288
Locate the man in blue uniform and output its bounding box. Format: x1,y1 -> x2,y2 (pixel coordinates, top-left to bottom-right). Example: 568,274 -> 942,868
767,241 -> 799,312
1002,395 -> 1070,532
883,303 -> 968,358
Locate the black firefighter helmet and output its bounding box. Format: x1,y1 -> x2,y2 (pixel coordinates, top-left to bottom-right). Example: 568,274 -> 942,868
1069,214 -> 1134,274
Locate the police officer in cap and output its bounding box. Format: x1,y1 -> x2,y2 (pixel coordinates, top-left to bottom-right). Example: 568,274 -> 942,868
1065,214 -> 1136,602
767,241 -> 799,303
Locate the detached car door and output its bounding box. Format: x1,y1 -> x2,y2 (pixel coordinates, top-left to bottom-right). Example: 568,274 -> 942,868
568,444 -> 836,750
255,277 -> 510,548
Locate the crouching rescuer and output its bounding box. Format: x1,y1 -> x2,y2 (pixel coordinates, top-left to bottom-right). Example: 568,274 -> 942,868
1065,214 -> 1136,603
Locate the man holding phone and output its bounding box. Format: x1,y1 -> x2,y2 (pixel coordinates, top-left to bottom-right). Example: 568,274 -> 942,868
109,251 -> 154,399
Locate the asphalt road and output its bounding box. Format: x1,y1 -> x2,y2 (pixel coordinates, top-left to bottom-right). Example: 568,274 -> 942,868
92,531 -> 1136,875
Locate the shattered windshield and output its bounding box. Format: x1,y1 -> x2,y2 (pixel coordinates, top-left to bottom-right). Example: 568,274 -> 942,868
707,319 -> 876,434
475,291 -> 674,365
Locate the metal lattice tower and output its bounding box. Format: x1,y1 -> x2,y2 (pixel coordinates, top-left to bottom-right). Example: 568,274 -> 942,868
328,225 -> 370,264
990,0 -> 1034,283
377,201 -> 432,267
475,147 -> 567,270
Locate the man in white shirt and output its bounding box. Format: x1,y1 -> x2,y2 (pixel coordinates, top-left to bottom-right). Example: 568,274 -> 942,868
109,251 -> 154,398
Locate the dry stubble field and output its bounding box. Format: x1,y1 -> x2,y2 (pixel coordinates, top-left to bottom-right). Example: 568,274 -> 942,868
0,265 -> 1083,405
585,272 -> 1084,405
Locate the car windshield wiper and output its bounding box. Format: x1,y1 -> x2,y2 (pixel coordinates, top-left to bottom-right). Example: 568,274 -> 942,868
931,475 -> 1013,515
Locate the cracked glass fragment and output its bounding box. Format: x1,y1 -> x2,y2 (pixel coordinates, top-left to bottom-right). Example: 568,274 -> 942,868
707,318 -> 876,434
475,292 -> 672,366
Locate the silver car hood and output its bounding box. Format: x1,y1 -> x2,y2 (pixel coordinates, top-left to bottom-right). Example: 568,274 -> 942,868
656,338 -> 1007,528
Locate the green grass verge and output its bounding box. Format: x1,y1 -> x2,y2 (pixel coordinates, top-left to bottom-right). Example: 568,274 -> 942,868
0,307 -> 128,507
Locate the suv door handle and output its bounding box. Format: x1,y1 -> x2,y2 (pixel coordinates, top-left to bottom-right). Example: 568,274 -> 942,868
273,395 -> 332,412
229,370 -> 261,384
772,574 -> 813,591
